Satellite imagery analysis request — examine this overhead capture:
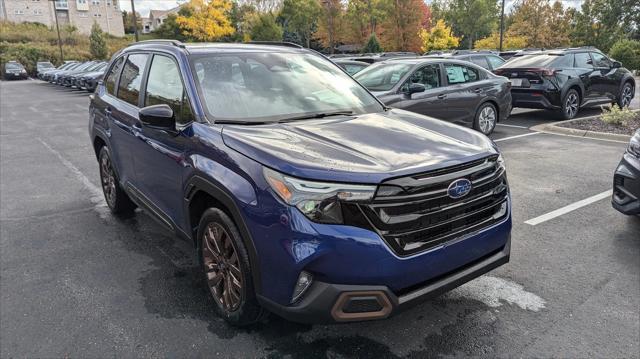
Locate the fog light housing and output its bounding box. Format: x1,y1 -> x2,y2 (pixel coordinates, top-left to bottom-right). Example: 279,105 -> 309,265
291,271 -> 313,303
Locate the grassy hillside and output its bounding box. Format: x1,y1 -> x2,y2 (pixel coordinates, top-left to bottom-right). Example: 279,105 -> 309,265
1,21 -> 131,75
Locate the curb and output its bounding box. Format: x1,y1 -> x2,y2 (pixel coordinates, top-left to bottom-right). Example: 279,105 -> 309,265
531,111 -> 638,142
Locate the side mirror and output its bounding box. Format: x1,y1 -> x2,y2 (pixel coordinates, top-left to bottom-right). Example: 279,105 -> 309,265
139,104 -> 175,132
612,61 -> 622,68
406,83 -> 426,95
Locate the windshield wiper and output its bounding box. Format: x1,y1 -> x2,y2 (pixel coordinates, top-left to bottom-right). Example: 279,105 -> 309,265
276,111 -> 354,123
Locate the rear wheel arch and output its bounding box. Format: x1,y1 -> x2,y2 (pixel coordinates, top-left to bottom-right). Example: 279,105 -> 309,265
185,175 -> 262,294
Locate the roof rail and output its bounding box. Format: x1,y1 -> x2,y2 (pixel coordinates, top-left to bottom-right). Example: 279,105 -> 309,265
130,39 -> 186,48
247,41 -> 303,49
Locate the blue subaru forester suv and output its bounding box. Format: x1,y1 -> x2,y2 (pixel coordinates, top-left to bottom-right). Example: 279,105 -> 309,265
89,40 -> 512,326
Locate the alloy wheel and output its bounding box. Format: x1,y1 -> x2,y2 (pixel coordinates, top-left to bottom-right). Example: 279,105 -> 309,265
479,106 -> 496,134
203,223 -> 243,312
99,154 -> 117,207
565,93 -> 578,118
621,85 -> 633,108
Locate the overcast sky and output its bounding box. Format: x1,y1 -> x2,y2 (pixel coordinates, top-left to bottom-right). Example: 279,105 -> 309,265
120,0 -> 584,18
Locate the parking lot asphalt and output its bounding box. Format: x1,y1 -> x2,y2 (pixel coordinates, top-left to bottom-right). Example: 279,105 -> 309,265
1,80 -> 639,358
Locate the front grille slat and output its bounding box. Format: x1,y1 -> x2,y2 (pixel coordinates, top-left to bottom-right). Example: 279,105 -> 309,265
361,156 -> 509,256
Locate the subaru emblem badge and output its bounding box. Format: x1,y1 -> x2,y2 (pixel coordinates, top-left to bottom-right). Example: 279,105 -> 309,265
447,178 -> 472,199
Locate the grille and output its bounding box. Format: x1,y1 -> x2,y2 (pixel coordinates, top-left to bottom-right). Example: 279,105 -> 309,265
360,156 -> 509,256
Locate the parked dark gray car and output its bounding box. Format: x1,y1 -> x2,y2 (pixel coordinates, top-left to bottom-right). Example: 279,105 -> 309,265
354,58 -> 512,135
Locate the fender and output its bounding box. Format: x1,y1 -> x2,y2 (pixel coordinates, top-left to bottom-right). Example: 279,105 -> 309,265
184,175 -> 263,295
561,78 -> 585,104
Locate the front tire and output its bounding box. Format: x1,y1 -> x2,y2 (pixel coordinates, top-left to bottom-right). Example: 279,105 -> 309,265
617,82 -> 634,108
473,102 -> 497,135
561,89 -> 580,120
198,208 -> 265,326
98,146 -> 136,215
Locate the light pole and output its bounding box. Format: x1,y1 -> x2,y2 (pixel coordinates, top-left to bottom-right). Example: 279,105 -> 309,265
49,0 -> 64,63
130,0 -> 139,42
499,0 -> 505,52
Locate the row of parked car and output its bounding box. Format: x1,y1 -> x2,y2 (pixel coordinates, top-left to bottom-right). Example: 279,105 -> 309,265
38,60 -> 107,91
332,47 -> 636,134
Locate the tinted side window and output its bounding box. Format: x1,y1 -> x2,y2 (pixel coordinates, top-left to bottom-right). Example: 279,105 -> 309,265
104,56 -> 124,95
590,52 -> 612,68
145,55 -> 193,125
444,64 -> 479,84
487,55 -> 505,69
552,54 -> 574,68
574,53 -> 593,68
470,56 -> 490,69
117,54 -> 149,106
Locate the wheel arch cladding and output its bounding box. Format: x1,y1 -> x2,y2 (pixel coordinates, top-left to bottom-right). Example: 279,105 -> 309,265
185,175 -> 263,294
93,135 -> 107,159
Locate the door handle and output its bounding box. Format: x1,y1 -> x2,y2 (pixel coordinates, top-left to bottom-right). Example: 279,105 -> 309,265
474,88 -> 482,93
105,106 -> 112,115
437,94 -> 447,99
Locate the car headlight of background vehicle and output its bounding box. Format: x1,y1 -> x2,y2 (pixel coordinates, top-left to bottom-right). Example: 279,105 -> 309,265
263,167 -> 376,224
627,130 -> 640,158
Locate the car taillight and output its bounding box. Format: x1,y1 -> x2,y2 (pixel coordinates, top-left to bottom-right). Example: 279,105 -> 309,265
538,68 -> 560,76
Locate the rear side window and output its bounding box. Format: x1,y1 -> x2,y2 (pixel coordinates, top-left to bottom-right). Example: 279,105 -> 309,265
444,64 -> 479,84
552,54 -> 574,68
574,53 -> 593,68
487,56 -> 505,69
470,56 -> 489,69
145,55 -> 194,125
104,56 -> 124,95
117,54 -> 149,106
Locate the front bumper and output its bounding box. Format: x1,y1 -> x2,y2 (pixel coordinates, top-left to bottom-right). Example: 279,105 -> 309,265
612,153 -> 640,215
259,237 -> 510,323
245,188 -> 512,323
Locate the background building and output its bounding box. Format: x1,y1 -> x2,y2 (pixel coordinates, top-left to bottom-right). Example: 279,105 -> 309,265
140,5 -> 182,34
0,0 -> 124,36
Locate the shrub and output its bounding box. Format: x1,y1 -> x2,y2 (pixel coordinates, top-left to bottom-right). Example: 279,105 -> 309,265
601,105 -> 638,125
609,39 -> 640,72
362,33 -> 382,53
90,22 -> 108,60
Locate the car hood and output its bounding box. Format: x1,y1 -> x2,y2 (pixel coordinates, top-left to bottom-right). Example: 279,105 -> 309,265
221,109 -> 497,183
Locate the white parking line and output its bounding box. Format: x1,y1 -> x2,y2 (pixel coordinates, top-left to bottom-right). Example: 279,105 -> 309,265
497,123 -> 529,129
524,189 -> 613,226
493,132 -> 540,142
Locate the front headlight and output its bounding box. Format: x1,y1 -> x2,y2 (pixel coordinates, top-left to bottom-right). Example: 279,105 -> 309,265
627,130 -> 640,158
263,167 -> 376,224
497,153 -> 506,170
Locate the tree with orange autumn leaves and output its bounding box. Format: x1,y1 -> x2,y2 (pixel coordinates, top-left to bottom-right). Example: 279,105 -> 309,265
176,0 -> 235,41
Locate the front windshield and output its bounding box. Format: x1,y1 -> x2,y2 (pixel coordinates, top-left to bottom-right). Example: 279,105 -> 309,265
190,52 -> 383,123
353,62 -> 414,91
5,63 -> 24,70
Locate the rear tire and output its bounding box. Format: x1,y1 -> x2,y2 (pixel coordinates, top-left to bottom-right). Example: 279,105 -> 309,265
473,102 -> 497,135
617,82 -> 634,108
560,89 -> 580,120
98,146 -> 136,215
198,208 -> 266,326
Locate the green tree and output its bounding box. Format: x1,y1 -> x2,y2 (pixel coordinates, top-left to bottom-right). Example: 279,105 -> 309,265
344,0 -> 387,46
279,0 -> 320,48
435,0 -> 498,49
571,0 -> 639,52
89,22 -> 107,60
609,39 -> 640,71
361,32 -> 382,53
248,12 -> 283,41
316,0 -> 345,53
155,6 -> 194,41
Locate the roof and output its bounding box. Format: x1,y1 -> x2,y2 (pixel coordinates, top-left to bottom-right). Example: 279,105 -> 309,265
149,4 -> 184,19
125,41 -> 311,55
